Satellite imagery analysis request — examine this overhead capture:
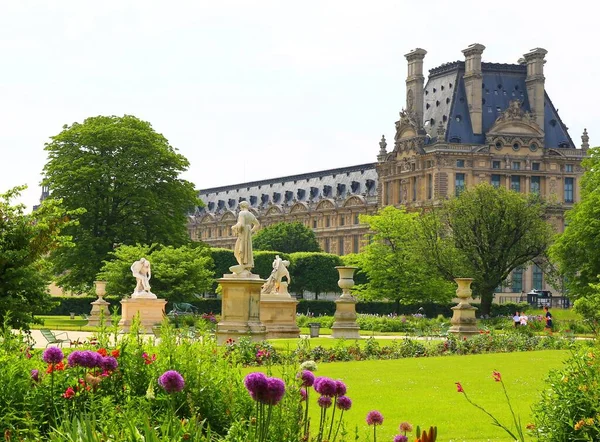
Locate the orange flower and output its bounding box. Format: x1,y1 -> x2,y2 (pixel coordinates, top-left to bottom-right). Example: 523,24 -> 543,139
97,348 -> 108,357
492,371 -> 502,382
111,349 -> 120,358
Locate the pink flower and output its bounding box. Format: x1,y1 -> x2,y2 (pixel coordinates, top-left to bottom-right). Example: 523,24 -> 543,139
62,387 -> 75,399
366,410 -> 384,426
398,421 -> 413,433
393,435 -> 408,442
493,371 -> 502,382
456,382 -> 464,393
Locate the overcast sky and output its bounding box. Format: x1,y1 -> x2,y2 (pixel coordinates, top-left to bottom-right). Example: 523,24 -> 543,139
1,0 -> 598,209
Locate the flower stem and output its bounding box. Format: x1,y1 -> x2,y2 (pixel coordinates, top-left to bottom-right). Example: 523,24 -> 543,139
500,380 -> 525,442
332,410 -> 345,442
461,392 -> 520,441
327,397 -> 338,441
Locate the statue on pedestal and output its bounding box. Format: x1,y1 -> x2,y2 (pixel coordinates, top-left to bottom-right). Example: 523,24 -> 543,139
130,258 -> 156,298
229,201 -> 260,275
261,255 -> 291,294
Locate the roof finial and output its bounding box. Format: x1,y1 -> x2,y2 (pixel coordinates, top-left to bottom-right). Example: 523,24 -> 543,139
377,135 -> 388,162
436,120 -> 446,138
582,128 -> 590,150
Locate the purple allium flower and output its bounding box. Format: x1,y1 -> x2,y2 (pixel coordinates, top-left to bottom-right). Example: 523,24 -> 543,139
317,395 -> 332,408
43,347 -> 64,364
394,435 -> 408,442
101,356 -> 118,372
314,376 -> 337,396
366,410 -> 384,426
335,380 -> 347,396
244,372 -> 268,401
336,395 -> 352,411
299,370 -> 315,387
158,370 -> 185,394
300,388 -> 307,401
260,377 -> 286,405
31,369 -> 39,383
67,350 -> 83,367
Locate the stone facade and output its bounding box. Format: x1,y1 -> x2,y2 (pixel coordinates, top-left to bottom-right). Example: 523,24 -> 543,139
188,44 -> 588,302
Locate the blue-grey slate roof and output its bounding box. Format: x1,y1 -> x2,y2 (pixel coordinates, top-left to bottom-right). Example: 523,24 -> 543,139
423,61 -> 574,148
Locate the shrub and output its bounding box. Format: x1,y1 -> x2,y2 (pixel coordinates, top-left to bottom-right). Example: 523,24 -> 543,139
532,348 -> 600,441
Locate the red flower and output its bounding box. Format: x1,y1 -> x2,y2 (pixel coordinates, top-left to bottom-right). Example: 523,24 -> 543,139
142,353 -> 156,365
46,361 -> 66,374
111,349 -> 120,358
62,387 -> 76,399
493,371 -> 502,382
97,348 -> 108,357
455,382 -> 464,393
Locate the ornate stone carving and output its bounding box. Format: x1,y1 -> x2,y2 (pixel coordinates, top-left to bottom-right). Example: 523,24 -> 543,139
495,100 -> 536,124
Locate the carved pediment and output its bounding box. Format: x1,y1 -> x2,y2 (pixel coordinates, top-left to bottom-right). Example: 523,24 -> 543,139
200,214 -> 216,224
290,202 -> 308,213
394,109 -> 420,142
316,199 -> 336,211
488,100 -> 544,137
265,205 -> 283,216
343,195 -> 366,207
220,211 -> 236,222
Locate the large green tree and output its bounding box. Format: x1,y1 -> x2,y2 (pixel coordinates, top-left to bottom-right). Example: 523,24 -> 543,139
98,243 -> 214,302
42,115 -> 199,291
420,183 -> 553,316
0,187 -> 76,328
550,147 -> 600,299
288,252 -> 342,299
253,221 -> 320,253
355,206 -> 455,306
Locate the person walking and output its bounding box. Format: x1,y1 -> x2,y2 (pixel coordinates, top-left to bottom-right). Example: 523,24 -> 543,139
544,306 -> 553,330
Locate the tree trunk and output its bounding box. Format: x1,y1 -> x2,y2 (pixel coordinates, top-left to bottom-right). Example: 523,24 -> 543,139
395,299 -> 400,315
479,288 -> 495,317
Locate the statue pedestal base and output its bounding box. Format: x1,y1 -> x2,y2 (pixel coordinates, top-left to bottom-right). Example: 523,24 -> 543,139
449,278 -> 479,338
216,275 -> 267,345
119,298 -> 167,332
260,289 -> 300,339
331,296 -> 360,339
88,296 -> 111,327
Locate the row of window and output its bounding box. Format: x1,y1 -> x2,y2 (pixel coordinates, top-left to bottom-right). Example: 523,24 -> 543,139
508,265 -> 544,293
454,159 -> 574,173
323,236 -> 362,255
455,173 -> 574,202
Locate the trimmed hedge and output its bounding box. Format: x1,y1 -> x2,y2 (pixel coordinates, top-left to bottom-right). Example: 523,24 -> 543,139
39,297 -> 528,319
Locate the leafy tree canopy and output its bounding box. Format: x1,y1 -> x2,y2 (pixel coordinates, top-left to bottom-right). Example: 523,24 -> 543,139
353,206 -> 454,305
288,252 -> 342,299
0,186 -> 78,328
420,183 -> 553,316
253,222 -> 320,253
97,243 -> 214,302
550,147 -> 600,299
42,115 -> 200,291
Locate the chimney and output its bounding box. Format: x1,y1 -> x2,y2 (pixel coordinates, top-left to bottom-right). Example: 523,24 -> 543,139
524,48 -> 547,129
462,43 -> 485,134
404,48 -> 427,127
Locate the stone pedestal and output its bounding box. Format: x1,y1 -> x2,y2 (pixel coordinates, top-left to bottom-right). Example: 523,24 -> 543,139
260,282 -> 300,339
88,296 -> 111,327
119,298 -> 167,332
449,278 -> 478,338
216,274 -> 267,344
331,266 -> 361,339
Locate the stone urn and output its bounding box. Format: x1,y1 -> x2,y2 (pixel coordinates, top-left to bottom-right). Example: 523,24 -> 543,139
331,266 -> 360,339
449,278 -> 478,338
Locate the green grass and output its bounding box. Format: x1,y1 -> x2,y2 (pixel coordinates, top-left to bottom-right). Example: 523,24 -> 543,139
32,315 -> 117,332
250,350 -> 571,441
268,337 -> 442,352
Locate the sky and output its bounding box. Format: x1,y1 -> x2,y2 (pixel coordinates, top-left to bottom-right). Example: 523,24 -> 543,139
1,0 -> 598,209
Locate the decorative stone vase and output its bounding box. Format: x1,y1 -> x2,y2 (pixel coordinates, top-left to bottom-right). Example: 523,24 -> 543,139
331,266 -> 360,339
449,278 -> 478,338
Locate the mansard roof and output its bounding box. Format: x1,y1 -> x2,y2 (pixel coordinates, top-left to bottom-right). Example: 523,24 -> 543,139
196,163 -> 377,215
422,61 -> 574,148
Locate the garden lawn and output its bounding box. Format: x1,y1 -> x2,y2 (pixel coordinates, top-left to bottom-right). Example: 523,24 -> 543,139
268,337 -> 441,352
251,350 -> 570,441
32,315 -> 116,332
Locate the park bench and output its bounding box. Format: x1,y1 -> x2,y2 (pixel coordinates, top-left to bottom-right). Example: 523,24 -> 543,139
40,328 -> 71,347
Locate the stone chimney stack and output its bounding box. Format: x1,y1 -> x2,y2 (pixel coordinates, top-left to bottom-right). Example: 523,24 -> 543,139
404,48 -> 427,127
462,43 -> 485,134
524,48 -> 547,129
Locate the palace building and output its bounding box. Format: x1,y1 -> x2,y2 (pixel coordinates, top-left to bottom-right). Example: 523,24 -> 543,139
188,44 -> 589,301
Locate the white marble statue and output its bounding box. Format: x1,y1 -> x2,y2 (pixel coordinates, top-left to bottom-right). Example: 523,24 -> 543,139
131,258 -> 156,298
261,255 -> 291,294
230,201 -> 260,274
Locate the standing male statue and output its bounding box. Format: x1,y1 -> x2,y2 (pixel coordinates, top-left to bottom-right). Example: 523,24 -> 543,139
131,258 -> 153,296
230,201 -> 260,275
